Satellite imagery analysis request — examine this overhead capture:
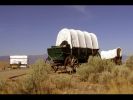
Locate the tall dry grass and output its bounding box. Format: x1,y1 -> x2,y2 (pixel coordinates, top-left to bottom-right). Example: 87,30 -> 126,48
77,56 -> 133,93
0,56 -> 133,94
0,59 -> 52,94
19,59 -> 52,94
0,61 -> 9,70
125,55 -> 133,69
77,56 -> 115,82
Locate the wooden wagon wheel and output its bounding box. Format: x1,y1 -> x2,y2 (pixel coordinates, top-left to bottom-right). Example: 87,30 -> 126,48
45,56 -> 58,72
64,55 -> 79,74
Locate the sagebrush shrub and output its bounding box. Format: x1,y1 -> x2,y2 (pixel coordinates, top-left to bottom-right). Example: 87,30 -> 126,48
125,56 -> 133,69
0,80 -> 7,93
1,56 -> 133,94
51,74 -> 74,90
98,71 -> 114,84
77,56 -> 115,82
88,56 -> 115,72
111,65 -> 130,79
21,59 -> 51,93
128,72 -> 133,84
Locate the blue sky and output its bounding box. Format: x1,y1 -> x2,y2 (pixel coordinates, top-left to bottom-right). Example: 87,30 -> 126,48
0,5 -> 132,56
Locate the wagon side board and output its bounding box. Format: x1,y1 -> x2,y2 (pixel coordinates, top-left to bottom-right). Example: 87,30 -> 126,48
47,46 -> 71,62
47,46 -> 99,64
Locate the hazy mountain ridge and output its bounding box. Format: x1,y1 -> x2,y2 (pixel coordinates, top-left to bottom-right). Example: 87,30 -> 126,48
0,54 -> 48,64
0,56 -> 9,61
0,54 -> 128,64
28,54 -> 48,64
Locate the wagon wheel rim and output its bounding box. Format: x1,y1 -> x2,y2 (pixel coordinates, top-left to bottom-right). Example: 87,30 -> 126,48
64,55 -> 79,73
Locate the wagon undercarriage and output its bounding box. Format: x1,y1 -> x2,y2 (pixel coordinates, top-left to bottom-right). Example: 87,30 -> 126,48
46,45 -> 100,74
45,54 -> 79,74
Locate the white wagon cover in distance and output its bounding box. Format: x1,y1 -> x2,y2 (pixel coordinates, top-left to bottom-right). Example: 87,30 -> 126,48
100,48 -> 122,60
83,31 -> 93,49
89,33 -> 99,49
10,55 -> 28,67
10,55 -> 28,59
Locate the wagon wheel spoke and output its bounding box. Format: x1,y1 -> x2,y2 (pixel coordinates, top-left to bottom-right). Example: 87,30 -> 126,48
64,55 -> 79,74
51,65 -> 59,72
71,56 -> 79,67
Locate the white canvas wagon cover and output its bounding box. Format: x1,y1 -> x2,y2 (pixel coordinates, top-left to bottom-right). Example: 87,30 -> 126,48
10,55 -> 28,65
100,48 -> 122,59
56,28 -> 99,49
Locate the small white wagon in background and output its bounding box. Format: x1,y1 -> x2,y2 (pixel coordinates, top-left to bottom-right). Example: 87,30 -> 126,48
10,55 -> 28,69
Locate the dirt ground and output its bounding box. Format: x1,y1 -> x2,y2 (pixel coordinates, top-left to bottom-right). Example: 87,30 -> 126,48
0,68 -> 31,81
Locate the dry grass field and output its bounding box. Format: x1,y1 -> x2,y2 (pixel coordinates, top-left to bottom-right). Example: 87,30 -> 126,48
0,61 -> 10,71
0,56 -> 133,94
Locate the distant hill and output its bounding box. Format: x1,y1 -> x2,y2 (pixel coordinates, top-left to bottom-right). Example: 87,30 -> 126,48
0,54 -> 48,65
0,56 -> 9,62
0,54 -> 128,64
28,54 -> 48,64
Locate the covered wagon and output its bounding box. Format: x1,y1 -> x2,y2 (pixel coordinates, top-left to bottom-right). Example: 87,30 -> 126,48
46,28 -> 100,73
100,47 -> 122,65
10,55 -> 28,69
